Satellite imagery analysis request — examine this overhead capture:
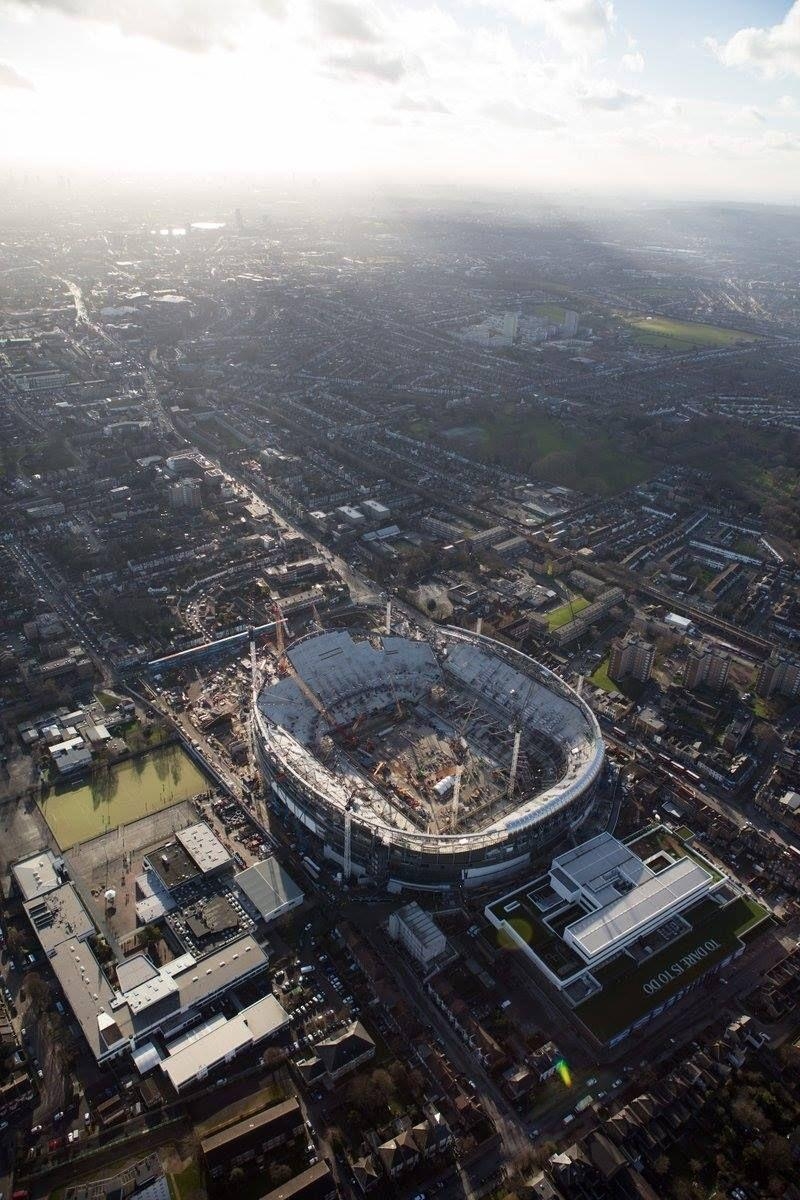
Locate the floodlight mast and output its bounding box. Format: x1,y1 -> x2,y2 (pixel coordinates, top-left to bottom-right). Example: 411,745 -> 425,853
343,801 -> 353,882
508,727 -> 522,800
450,764 -> 464,832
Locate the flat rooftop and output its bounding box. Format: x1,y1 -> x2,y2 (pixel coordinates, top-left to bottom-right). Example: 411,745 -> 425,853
13,851 -> 61,901
24,883 -> 95,954
551,832 -> 653,904
200,1096 -> 300,1153
565,858 -> 713,961
234,858 -> 304,921
176,822 -> 231,874
147,841 -> 200,891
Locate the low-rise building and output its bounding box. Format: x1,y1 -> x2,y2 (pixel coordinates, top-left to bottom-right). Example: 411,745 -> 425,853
388,902 -> 446,965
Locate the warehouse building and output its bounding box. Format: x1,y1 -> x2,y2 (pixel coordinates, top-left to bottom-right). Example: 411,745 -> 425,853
234,858 -> 304,924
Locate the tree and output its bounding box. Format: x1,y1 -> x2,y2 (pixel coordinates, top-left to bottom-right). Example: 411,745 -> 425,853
269,1164 -> 292,1186
24,974 -> 51,1015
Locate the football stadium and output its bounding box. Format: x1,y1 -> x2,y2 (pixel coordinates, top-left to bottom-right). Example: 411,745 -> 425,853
253,626 -> 605,890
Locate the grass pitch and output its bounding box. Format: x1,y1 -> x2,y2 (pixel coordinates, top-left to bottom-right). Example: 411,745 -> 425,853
622,314 -> 762,351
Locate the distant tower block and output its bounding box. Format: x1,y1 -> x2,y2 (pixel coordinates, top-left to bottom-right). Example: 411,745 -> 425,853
235,207 -> 244,234
385,600 -> 392,635
502,311 -> 519,343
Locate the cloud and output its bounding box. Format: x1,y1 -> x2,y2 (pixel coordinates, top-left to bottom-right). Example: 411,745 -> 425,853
0,60 -> 33,88
323,47 -> 405,82
483,99 -> 563,129
395,94 -> 450,114
764,130 -> 800,151
579,81 -> 645,110
312,0 -> 378,43
487,0 -> 614,52
621,50 -> 644,73
4,0 -> 285,53
708,2 -> 800,78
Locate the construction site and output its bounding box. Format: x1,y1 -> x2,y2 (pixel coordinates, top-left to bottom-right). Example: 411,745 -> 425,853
253,618 -> 606,891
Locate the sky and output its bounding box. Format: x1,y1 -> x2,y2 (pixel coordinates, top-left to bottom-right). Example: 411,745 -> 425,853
1,0 -> 800,199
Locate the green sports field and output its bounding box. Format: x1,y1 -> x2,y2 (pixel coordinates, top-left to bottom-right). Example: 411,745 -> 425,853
622,314 -> 762,351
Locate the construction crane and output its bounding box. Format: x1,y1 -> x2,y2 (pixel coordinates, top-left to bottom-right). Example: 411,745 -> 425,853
343,800 -> 353,883
273,600 -> 286,659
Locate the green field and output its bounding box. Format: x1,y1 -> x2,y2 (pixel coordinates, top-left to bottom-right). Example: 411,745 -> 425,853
39,744 -> 211,849
547,596 -> 589,630
478,408 -> 653,496
622,314 -> 762,351
533,302 -> 568,323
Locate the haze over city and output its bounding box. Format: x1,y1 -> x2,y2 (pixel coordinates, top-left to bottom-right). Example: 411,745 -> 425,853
1,0 -> 800,196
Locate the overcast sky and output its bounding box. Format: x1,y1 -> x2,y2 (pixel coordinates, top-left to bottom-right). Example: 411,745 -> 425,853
1,0 -> 800,198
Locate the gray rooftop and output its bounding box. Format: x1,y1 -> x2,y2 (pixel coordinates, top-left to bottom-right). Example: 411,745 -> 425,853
234,858 -> 304,921
565,857 -> 713,961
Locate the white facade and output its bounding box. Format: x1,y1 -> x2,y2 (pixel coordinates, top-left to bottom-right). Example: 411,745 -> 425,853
388,902 -> 446,964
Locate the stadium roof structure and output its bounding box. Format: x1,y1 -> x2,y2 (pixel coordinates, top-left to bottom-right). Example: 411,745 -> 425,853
256,627 -> 603,850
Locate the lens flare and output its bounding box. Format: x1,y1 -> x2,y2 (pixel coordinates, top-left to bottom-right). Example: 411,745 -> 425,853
555,1057 -> 572,1087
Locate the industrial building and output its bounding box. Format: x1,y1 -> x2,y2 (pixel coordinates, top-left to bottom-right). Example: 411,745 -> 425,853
12,849 -> 270,1067
388,902 -> 447,965
254,627 -> 604,891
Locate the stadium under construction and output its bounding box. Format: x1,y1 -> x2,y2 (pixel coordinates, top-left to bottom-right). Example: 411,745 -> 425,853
253,624 -> 605,891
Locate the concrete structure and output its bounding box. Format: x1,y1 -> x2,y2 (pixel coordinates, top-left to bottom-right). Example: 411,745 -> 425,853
684,647 -> 731,692
609,635 -> 655,684
175,822 -> 231,875
12,850 -> 62,901
756,653 -> 800,700
254,627 -> 604,891
388,902 -> 446,965
16,848 -> 269,1066
201,1097 -> 304,1178
484,828 -> 763,1049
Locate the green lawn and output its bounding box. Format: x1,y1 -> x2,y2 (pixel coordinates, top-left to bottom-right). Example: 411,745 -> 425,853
621,314 -> 762,351
477,408 -> 653,496
590,656 -> 616,692
533,302 -> 568,323
170,1160 -> 204,1200
547,596 -> 589,630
